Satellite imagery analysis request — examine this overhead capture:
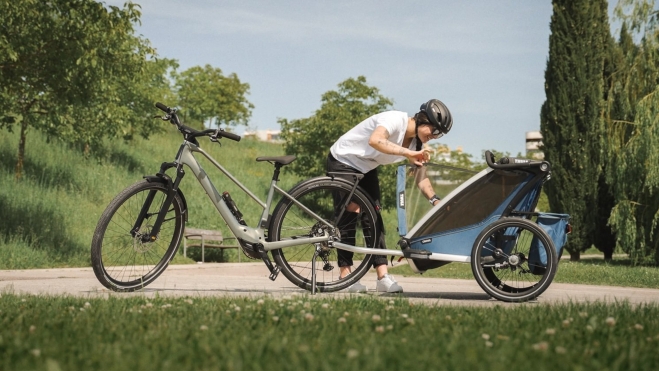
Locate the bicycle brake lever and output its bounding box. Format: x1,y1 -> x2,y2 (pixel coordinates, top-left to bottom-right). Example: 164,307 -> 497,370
209,129 -> 221,144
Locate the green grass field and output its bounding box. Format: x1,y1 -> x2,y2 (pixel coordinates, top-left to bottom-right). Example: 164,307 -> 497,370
1,294 -> 657,371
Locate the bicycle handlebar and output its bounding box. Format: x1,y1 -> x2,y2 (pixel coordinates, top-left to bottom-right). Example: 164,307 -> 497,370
154,102 -> 241,142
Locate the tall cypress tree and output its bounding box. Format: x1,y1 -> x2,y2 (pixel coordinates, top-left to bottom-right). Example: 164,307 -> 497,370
540,0 -> 610,261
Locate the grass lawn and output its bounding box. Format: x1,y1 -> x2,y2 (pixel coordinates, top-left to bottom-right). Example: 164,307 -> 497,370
1,294 -> 657,371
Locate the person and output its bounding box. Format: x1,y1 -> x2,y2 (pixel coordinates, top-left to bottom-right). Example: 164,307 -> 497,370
327,99 -> 453,293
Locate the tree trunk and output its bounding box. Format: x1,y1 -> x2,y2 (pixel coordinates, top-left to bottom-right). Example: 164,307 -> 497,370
569,250 -> 581,262
15,120 -> 28,180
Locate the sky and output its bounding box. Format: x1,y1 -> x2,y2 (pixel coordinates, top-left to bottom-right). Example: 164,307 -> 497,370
105,0 -> 615,159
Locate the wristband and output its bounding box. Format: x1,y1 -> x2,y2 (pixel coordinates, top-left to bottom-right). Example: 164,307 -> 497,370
429,195 -> 440,205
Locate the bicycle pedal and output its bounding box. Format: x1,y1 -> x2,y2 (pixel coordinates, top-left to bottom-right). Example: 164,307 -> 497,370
322,263 -> 334,271
269,265 -> 280,281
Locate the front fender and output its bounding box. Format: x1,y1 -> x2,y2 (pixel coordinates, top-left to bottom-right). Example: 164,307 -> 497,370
144,175 -> 189,222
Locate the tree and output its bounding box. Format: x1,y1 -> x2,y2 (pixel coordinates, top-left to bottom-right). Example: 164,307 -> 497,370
540,0 -> 611,261
0,0 -> 162,179
175,65 -> 253,130
279,76 -> 395,206
605,0 -> 659,264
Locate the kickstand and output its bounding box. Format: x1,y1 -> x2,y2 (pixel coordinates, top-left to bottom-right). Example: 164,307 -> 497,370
311,245 -> 320,295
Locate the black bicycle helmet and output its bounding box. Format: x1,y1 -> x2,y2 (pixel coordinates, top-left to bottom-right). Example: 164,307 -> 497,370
419,99 -> 453,135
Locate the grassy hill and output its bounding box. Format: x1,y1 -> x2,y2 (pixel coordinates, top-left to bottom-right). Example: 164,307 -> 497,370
0,126 -> 305,268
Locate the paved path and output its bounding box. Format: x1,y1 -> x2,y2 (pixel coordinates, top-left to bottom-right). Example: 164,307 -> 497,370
1,263 -> 658,306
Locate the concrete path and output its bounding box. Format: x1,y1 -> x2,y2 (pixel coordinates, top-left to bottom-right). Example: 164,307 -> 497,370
1,263 -> 658,306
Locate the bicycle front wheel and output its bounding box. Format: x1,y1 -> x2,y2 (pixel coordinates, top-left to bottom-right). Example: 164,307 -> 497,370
91,180 -> 185,292
471,217 -> 558,302
269,177 -> 378,292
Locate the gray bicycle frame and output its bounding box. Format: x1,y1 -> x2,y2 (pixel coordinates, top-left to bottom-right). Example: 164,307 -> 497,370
177,140 -> 404,257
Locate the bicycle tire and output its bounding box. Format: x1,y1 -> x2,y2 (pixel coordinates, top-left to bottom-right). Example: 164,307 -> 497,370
91,180 -> 185,292
269,177 -> 378,292
471,217 -> 558,302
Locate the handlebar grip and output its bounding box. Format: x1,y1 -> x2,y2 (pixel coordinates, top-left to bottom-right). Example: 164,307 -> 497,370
221,130 -> 241,142
155,102 -> 170,113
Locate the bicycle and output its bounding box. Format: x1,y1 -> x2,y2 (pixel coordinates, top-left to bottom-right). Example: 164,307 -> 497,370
92,103 -> 570,302
91,103 -> 381,293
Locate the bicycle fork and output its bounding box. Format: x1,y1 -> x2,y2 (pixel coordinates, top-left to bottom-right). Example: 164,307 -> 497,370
131,162 -> 185,242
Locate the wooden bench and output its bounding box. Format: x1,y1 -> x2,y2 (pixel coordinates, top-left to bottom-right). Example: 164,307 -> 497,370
183,227 -> 242,263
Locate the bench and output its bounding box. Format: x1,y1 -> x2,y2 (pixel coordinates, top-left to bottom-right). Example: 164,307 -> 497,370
183,227 -> 242,263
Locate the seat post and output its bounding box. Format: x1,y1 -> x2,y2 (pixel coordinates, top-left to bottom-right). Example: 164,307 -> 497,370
272,163 -> 283,182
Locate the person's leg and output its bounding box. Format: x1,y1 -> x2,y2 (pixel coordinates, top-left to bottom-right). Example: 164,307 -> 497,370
326,153 -> 359,277
359,169 -> 402,293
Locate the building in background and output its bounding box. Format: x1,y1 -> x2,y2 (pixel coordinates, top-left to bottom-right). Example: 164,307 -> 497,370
243,129 -> 283,143
526,131 -> 544,159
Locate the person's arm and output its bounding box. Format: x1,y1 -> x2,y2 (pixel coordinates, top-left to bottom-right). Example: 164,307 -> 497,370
368,126 -> 429,166
413,166 -> 441,206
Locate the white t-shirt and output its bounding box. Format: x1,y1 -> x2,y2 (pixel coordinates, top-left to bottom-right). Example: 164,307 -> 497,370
330,110 -> 417,173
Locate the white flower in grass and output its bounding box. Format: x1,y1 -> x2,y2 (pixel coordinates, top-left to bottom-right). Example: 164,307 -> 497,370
481,334 -> 490,340
406,318 -> 415,325
30,349 -> 41,357
304,313 -> 314,321
497,335 -> 510,341
279,303 -> 284,307
401,314 -> 408,318
79,308 -> 85,312
532,341 -> 549,351
84,302 -> 91,308
21,299 -> 26,302
562,320 -> 571,328
321,303 -> 329,309
371,315 -> 381,322
268,309 -> 275,315
287,306 -> 296,311
68,306 -> 75,311
272,316 -> 279,322
388,300 -> 395,305
337,317 -> 347,324
546,328 -> 556,335
300,310 -> 306,315
579,312 -> 588,318
199,325 -> 208,331
234,306 -> 241,312
225,310 -> 231,314
343,311 -> 350,317
445,315 -> 452,321
586,325 -> 594,332
290,318 -> 298,324
605,317 -> 616,327
555,346 -> 567,354
257,299 -> 265,305
375,326 -> 384,333
634,324 -> 644,331
185,299 -> 194,305
161,304 -> 172,309
385,306 -> 394,311
145,302 -> 153,308
29,325 -> 36,333
347,349 -> 359,359
303,302 -> 311,309
386,325 -> 393,330
485,341 -> 493,348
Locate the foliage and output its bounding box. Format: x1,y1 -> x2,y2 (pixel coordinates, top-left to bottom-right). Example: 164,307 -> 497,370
0,0 -> 171,178
279,76 -> 397,207
174,64 -> 254,130
605,0 -> 659,264
540,0 -> 610,260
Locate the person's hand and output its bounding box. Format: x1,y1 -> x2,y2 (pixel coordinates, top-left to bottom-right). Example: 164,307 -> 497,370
407,149 -> 433,166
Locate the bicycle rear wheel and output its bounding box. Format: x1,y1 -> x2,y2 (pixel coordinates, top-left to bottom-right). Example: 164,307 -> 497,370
269,177 -> 378,292
91,180 -> 185,292
471,217 -> 557,302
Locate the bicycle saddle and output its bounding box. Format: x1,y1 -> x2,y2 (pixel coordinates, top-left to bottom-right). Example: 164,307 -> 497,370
256,155 -> 296,166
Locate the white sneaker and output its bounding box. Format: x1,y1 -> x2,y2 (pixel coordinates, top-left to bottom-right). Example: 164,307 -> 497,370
376,274 -> 403,293
346,281 -> 367,293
